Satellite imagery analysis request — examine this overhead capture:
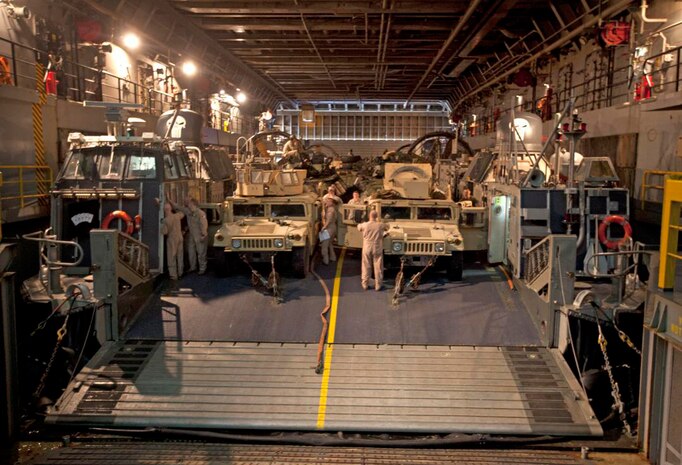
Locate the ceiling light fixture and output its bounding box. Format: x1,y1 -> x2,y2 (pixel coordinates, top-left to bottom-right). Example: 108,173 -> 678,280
122,32 -> 140,50
182,61 -> 197,76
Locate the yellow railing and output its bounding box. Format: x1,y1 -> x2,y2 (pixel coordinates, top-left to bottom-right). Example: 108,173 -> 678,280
640,170 -> 682,209
658,176 -> 682,290
0,165 -> 53,209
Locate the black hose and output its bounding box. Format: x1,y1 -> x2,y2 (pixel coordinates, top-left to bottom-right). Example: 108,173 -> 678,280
88,427 -> 565,448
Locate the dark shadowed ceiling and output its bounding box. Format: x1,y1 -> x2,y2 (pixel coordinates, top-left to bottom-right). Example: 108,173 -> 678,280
74,0 -> 633,107
168,0 -> 630,106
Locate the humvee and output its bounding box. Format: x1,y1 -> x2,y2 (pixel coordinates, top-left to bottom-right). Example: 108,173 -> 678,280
339,163 -> 464,280
212,165 -> 319,277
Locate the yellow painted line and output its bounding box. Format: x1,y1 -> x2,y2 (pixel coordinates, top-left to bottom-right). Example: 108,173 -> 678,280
316,247 -> 346,430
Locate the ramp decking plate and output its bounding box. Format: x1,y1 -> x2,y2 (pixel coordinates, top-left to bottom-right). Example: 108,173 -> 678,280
47,341 -> 601,436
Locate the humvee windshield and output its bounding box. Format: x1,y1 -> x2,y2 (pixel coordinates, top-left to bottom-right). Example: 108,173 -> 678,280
271,204 -> 306,218
381,206 -> 411,220
417,207 -> 453,220
233,204 -> 265,217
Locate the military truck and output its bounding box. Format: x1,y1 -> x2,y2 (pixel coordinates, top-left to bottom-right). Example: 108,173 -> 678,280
212,165 -> 319,278
339,163 -> 464,281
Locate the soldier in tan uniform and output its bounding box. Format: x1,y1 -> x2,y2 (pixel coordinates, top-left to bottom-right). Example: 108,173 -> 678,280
161,201 -> 185,282
170,197 -> 209,275
357,210 -> 387,290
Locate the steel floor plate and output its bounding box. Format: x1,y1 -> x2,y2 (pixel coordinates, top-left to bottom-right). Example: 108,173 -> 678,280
125,254 -> 539,347
26,442 -> 595,465
47,341 -> 601,436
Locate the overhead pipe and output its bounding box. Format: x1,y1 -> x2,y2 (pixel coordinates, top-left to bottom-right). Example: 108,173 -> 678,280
300,13 -> 337,89
639,0 -> 666,33
451,0 -> 632,111
379,9 -> 393,90
405,0 -> 482,104
375,0 -> 387,90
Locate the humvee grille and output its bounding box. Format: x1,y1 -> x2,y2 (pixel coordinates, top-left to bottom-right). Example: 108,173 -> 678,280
241,238 -> 274,249
406,242 -> 435,254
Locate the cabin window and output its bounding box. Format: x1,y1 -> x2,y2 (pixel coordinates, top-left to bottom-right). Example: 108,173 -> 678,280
271,204 -> 305,218
61,151 -> 97,180
127,155 -> 157,179
163,154 -> 179,179
417,207 -> 452,220
344,206 -> 366,224
98,149 -> 126,180
176,155 -> 189,177
381,206 -> 411,220
233,204 -> 265,217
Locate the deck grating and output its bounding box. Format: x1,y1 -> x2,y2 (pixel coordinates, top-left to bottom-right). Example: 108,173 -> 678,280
48,341 -> 601,436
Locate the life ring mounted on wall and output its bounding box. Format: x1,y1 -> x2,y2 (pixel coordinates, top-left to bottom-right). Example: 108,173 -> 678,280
597,215 -> 632,250
102,210 -> 135,236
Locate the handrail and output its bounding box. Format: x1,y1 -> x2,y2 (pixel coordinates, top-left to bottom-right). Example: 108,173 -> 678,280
0,165 -> 52,209
0,35 -> 175,115
640,170 -> 681,207
583,249 -> 655,278
464,43 -> 682,138
23,230 -> 84,267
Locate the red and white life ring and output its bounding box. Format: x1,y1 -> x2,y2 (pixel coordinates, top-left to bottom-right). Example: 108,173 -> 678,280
598,215 -> 632,250
102,210 -> 135,235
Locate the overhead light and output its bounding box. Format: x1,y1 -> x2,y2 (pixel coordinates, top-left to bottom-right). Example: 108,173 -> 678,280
182,61 -> 197,76
122,32 -> 140,50
236,92 -> 246,103
219,89 -> 226,95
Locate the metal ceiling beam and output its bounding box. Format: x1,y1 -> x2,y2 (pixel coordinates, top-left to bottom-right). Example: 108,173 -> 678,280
428,0 -> 519,87
405,0 -> 483,104
198,19 -> 458,32
173,1 -> 466,15
450,0 -> 632,110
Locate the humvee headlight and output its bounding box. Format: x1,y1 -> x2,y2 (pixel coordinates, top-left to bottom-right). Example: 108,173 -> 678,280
435,243 -> 445,253
392,241 -> 403,252
274,238 -> 284,248
232,239 -> 241,249
215,233 -> 224,242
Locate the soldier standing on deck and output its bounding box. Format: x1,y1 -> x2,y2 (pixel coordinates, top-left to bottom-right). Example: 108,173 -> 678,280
357,210 -> 388,291
161,201 -> 185,283
170,196 -> 209,275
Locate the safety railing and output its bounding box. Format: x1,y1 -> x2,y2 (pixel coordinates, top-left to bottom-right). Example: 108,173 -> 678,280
118,232 -> 150,278
640,170 -> 681,208
463,43 -> 682,138
0,36 -> 174,115
524,236 -> 551,285
0,165 -> 52,208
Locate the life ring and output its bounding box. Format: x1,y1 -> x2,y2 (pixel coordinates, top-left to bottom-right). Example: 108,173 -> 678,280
102,210 -> 135,235
0,57 -> 13,86
598,215 -> 632,250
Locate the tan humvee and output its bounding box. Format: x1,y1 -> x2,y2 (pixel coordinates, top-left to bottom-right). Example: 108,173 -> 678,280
212,166 -> 319,277
339,163 -> 465,280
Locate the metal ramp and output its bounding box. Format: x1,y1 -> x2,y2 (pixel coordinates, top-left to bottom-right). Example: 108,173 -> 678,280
25,442 -> 594,465
47,340 -> 602,436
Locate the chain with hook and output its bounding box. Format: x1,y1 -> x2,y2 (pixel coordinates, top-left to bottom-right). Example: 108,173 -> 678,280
33,313 -> 70,401
596,318 -> 633,437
